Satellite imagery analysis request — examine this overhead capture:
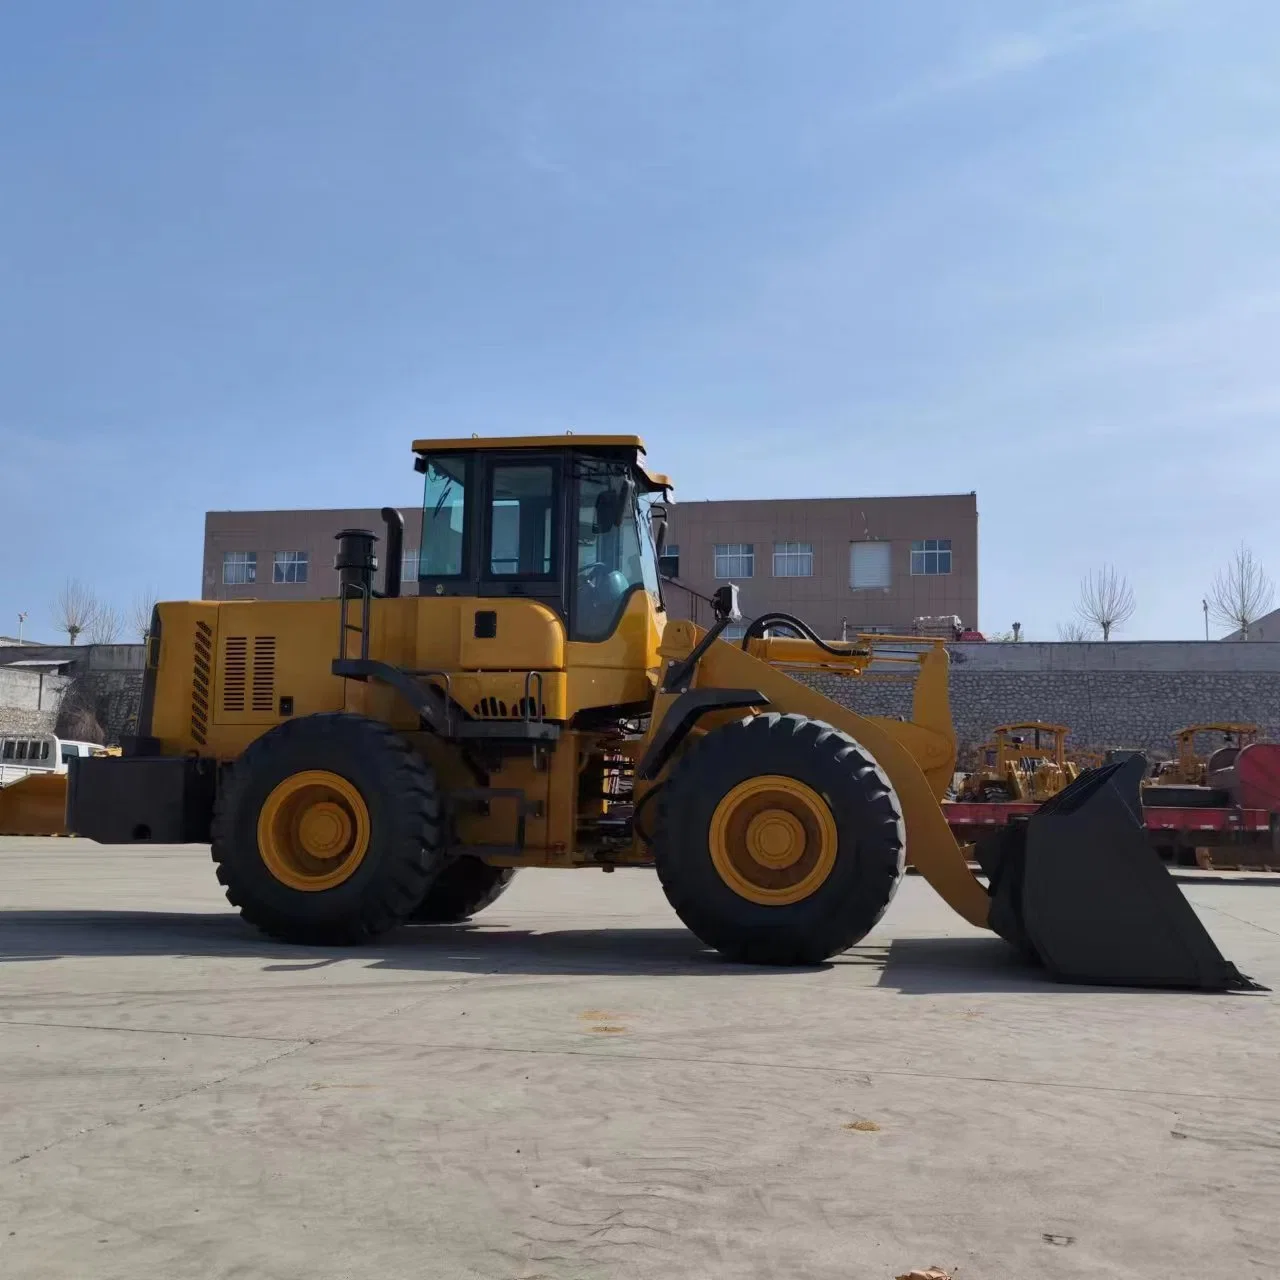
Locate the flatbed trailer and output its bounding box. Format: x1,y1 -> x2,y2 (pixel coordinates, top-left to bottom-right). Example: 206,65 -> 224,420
945,801 -> 1280,870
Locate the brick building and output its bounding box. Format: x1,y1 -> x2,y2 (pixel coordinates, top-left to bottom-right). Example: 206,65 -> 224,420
660,493 -> 978,638
203,491 -> 979,640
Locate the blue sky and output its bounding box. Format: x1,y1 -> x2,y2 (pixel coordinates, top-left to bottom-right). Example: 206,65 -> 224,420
3,0 -> 1278,642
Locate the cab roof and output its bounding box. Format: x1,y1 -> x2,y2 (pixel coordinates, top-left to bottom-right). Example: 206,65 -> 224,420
412,433 -> 644,454
411,434 -> 671,493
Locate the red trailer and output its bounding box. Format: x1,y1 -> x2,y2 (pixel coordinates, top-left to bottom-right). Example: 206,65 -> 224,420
946,742 -> 1280,871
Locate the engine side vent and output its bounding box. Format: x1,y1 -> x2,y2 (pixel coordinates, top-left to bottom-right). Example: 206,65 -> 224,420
222,637 -> 247,712
473,696 -> 546,720
251,636 -> 276,712
192,621 -> 213,744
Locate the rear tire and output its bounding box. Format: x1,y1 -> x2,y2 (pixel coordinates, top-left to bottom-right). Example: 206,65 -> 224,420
653,713 -> 905,965
410,859 -> 516,924
211,713 -> 442,945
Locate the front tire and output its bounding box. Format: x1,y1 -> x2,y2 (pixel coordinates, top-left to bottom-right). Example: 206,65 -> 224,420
211,713 -> 442,945
653,713 -> 905,965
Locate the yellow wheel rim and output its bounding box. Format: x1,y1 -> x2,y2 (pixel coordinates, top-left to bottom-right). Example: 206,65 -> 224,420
708,775 -> 838,906
257,770 -> 371,892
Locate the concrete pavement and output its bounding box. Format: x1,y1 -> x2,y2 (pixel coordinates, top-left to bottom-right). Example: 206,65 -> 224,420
1,839 -> 1278,1279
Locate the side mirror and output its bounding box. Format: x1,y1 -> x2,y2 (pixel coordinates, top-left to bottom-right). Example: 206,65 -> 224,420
594,478 -> 635,533
712,584 -> 741,623
649,502 -> 668,555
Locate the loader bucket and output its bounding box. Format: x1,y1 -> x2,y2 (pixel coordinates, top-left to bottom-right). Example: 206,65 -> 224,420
977,756 -> 1263,991
0,773 -> 71,836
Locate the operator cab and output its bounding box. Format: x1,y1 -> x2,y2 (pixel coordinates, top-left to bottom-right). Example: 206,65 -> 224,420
409,435 -> 671,641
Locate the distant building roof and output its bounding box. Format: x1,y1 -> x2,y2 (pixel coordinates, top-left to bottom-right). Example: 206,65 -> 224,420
1219,606 -> 1280,641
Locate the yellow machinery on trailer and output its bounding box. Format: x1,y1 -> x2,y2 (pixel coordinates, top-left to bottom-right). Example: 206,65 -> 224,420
63,435 -> 1258,989
1152,724 -> 1260,786
958,722 -> 1080,803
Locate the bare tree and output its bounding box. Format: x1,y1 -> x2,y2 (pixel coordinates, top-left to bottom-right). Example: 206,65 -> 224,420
55,678 -> 105,744
54,578 -> 98,645
87,602 -> 122,645
1057,620 -> 1095,642
1207,544 -> 1275,640
1076,566 -> 1135,641
130,589 -> 159,641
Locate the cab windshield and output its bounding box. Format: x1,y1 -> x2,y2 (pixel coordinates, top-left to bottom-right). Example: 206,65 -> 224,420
571,458 -> 663,640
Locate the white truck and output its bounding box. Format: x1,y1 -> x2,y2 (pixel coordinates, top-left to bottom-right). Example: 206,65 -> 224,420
0,734 -> 108,787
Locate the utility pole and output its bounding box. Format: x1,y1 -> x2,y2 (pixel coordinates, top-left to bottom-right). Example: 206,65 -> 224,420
16,611 -> 27,642
1202,598 -> 1209,641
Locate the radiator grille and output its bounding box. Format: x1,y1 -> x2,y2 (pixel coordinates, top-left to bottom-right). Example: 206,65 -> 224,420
222,637 -> 247,712
251,636 -> 276,712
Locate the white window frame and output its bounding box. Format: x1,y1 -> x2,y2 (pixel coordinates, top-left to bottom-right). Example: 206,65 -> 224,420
910,538 -> 952,576
714,543 -> 754,579
772,541 -> 813,577
272,551 -> 309,585
721,622 -> 748,641
222,551 -> 257,585
401,548 -> 420,581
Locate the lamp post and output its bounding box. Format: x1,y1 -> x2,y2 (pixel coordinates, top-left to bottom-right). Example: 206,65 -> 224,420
16,611 -> 27,642
1202,598 -> 1209,641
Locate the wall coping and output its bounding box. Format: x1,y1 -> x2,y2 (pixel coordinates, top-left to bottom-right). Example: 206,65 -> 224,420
947,641 -> 1280,673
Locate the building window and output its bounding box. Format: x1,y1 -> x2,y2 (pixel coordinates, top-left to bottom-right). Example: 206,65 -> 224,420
714,543 -> 754,578
401,548 -> 420,581
272,551 -> 309,584
222,551 -> 257,585
721,622 -> 748,641
850,541 -> 891,590
772,541 -> 813,577
658,543 -> 680,578
911,538 -> 952,575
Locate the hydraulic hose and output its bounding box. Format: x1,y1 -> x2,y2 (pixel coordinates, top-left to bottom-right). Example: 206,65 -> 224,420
740,611 -> 868,658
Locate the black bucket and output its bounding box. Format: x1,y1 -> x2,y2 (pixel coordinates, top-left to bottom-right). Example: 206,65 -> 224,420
978,756 -> 1264,992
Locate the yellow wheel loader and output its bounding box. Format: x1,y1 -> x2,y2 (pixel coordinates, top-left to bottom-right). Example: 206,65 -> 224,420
65,435 -> 1259,990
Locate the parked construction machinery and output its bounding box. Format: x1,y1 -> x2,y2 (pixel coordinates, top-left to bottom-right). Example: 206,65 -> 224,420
0,735 -> 116,837
957,722 -> 1080,804
1151,724 -> 1260,787
54,435 -> 1259,990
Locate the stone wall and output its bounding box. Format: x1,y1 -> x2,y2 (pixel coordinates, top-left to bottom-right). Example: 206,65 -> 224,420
0,645 -> 143,746
73,669 -> 145,744
0,667 -> 70,737
798,641 -> 1280,759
